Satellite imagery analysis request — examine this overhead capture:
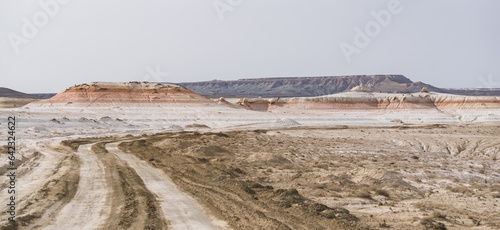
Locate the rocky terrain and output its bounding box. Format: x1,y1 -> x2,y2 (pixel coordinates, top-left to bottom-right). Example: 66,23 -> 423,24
175,75 -> 500,98
0,81 -> 498,229
118,126 -> 500,230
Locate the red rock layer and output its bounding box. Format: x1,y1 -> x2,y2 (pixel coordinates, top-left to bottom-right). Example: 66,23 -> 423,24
32,82 -> 214,106
239,93 -> 500,112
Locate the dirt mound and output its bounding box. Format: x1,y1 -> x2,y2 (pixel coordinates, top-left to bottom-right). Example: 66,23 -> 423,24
30,82 -> 214,107
216,97 -> 228,103
165,124 -> 184,131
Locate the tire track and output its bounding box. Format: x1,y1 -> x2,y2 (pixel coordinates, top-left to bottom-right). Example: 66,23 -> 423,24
91,142 -> 168,230
43,144 -> 111,230
106,142 -> 229,230
0,142 -> 79,229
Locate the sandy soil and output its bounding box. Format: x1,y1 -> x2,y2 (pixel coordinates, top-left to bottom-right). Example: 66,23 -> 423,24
0,123 -> 498,229
118,133 -> 363,230
0,98 -> 38,108
0,141 -> 79,229
43,144 -> 112,229
107,142 -> 229,230
116,125 -> 500,230
0,139 -> 168,230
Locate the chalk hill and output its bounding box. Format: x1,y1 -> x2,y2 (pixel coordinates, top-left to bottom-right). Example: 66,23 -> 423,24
30,82 -> 214,107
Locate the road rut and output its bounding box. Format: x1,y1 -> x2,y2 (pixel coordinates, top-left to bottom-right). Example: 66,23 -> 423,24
43,144 -> 111,230
106,142 -> 228,230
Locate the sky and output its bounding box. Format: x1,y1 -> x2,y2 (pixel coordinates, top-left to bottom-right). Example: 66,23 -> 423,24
1,0 -> 499,93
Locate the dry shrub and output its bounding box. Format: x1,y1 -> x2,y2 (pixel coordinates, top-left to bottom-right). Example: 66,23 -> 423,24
471,182 -> 487,191
431,211 -> 446,219
413,202 -> 426,211
446,185 -> 471,194
314,163 -> 329,169
489,185 -> 500,192
327,183 -> 343,192
279,163 -> 299,170
314,184 -> 327,190
420,217 -> 447,230
375,189 -> 390,197
354,190 -> 372,200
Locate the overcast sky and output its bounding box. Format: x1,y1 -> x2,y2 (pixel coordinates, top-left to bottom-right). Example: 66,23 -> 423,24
1,0 -> 499,93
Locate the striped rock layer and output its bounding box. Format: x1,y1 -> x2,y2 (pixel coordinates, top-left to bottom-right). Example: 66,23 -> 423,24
237,92 -> 500,112
31,82 -> 214,107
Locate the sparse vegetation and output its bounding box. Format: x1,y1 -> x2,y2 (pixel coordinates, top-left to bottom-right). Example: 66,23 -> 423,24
420,217 -> 447,230
15,125 -> 500,229
375,189 -> 390,197
111,126 -> 500,229
431,211 -> 446,219
355,190 -> 373,200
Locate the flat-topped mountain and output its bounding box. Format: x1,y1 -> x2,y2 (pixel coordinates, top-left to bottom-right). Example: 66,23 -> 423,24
175,75 -> 500,97
31,82 -> 214,107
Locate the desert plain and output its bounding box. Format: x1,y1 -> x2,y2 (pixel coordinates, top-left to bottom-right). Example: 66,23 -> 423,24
0,79 -> 499,230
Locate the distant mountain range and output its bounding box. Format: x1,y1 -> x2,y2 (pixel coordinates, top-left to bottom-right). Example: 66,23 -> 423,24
30,93 -> 57,99
1,75 -> 499,102
0,87 -> 39,98
0,87 -> 56,99
174,75 -> 500,98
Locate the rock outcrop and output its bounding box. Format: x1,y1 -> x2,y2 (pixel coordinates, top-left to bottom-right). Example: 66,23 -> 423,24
30,82 -> 214,107
236,92 -> 500,112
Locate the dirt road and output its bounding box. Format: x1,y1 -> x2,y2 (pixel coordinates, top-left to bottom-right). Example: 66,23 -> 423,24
43,144 -> 112,230
106,142 -> 228,230
0,138 -> 226,229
